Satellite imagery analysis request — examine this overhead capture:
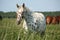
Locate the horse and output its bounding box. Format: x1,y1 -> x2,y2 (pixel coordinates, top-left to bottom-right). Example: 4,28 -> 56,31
16,3 -> 46,35
56,16 -> 60,24
51,16 -> 58,24
46,16 -> 52,24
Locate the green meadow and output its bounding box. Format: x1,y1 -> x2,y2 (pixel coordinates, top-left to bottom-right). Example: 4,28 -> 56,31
0,18 -> 60,40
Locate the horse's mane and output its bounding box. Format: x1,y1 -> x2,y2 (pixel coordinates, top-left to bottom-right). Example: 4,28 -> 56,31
24,6 -> 31,12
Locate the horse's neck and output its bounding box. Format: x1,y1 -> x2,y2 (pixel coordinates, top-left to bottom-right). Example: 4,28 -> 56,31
24,11 -> 34,23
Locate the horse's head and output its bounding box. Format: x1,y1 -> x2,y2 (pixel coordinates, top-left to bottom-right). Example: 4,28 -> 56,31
16,3 -> 27,25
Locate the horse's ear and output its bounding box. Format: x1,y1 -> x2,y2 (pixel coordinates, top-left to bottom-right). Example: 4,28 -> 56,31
16,4 -> 19,8
22,3 -> 25,8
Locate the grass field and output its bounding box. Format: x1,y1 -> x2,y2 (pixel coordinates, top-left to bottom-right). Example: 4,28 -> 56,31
0,18 -> 60,40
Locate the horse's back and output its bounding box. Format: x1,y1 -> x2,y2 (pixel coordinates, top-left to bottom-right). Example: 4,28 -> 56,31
32,12 -> 45,22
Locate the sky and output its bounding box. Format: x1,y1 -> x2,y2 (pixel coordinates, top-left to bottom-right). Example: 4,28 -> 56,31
0,0 -> 60,12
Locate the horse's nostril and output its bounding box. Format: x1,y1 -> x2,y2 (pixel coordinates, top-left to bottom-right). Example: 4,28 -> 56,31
17,21 -> 20,25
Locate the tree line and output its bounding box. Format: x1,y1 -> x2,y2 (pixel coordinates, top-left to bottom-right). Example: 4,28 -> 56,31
0,11 -> 60,18
0,11 -> 16,18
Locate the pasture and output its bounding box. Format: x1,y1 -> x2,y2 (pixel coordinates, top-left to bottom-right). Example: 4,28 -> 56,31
0,18 -> 60,40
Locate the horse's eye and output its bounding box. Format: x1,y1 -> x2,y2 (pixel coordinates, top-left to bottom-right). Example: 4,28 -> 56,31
22,12 -> 24,15
22,12 -> 24,13
22,16 -> 24,18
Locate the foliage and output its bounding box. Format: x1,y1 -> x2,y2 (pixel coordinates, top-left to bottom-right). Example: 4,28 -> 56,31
0,11 -> 16,18
42,11 -> 60,17
0,11 -> 60,18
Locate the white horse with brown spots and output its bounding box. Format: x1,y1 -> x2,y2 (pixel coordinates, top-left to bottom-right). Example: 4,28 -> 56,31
16,3 -> 46,35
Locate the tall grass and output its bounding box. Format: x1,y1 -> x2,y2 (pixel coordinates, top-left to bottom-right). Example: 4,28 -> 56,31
0,18 -> 60,40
